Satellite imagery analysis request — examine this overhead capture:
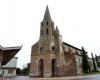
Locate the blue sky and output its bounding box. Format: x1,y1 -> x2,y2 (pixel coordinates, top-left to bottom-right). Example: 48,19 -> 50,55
0,0 -> 100,68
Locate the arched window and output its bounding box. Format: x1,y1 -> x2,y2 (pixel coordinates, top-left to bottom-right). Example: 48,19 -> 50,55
52,28 -> 53,35
41,29 -> 43,35
38,59 -> 44,77
51,59 -> 56,76
46,28 -> 49,35
41,22 -> 43,26
46,21 -> 48,25
40,47 -> 43,52
52,46 -> 55,52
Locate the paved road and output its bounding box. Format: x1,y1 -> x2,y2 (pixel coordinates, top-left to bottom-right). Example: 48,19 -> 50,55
0,74 -> 100,80
80,75 -> 100,80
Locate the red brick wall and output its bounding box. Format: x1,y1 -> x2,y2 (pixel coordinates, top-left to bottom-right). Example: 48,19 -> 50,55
56,51 -> 77,76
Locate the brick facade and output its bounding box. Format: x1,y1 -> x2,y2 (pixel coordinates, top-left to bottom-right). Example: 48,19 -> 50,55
30,6 -> 83,77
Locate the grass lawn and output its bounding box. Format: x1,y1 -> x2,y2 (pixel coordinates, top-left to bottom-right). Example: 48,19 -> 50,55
83,71 -> 100,76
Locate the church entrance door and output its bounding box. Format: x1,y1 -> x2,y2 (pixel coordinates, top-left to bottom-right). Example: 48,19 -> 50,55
52,59 -> 56,76
38,59 -> 44,77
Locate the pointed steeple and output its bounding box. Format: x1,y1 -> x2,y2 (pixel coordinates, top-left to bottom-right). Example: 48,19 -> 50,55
43,6 -> 52,21
56,26 -> 59,33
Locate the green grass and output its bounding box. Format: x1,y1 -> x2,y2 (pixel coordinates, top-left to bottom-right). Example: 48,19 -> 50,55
83,71 -> 100,76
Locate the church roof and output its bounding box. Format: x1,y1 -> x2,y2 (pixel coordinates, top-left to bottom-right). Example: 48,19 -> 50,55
63,42 -> 82,52
43,6 -> 52,21
0,45 -> 22,66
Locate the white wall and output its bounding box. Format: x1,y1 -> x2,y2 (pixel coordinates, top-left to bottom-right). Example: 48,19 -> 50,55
2,57 -> 17,68
1,57 -> 18,76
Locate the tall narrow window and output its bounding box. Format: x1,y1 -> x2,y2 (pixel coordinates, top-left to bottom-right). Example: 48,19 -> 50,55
52,46 -> 55,52
46,28 -> 49,35
41,22 -> 43,26
46,21 -> 48,25
40,47 -> 43,52
52,28 -> 53,35
41,30 -> 43,35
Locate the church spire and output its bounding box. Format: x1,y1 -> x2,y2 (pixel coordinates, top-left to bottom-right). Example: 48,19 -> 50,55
56,26 -> 59,34
43,6 -> 52,21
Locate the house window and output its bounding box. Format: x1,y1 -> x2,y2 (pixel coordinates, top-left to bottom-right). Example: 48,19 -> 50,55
40,47 -> 43,52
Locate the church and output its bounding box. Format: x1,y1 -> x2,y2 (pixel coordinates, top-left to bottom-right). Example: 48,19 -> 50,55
30,6 -> 84,77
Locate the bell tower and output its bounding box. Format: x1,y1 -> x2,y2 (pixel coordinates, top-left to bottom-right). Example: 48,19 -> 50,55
39,6 -> 55,53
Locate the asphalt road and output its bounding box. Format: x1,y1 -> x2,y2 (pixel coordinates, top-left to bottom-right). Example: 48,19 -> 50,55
1,75 -> 100,80
80,75 -> 100,80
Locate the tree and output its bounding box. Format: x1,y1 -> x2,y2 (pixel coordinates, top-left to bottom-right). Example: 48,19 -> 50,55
91,53 -> 97,71
95,54 -> 100,68
16,68 -> 21,75
82,47 -> 90,73
21,67 -> 29,76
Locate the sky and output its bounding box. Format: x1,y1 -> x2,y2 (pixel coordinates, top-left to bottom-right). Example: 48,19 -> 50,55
0,0 -> 100,68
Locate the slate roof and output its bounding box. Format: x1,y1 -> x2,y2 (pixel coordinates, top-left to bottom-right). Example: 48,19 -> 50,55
0,45 -> 22,66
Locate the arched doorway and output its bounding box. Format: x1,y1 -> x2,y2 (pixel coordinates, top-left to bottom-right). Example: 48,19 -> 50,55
52,59 -> 56,76
38,59 -> 44,77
